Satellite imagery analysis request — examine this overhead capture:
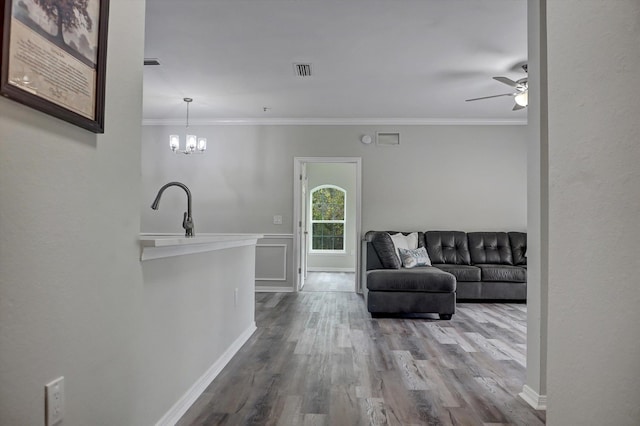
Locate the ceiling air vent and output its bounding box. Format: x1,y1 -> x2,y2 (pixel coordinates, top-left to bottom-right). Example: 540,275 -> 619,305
294,63 -> 312,77
144,58 -> 161,66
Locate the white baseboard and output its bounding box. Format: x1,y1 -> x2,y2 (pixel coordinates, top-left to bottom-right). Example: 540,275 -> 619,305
307,267 -> 356,272
255,286 -> 295,293
155,323 -> 257,426
519,385 -> 547,410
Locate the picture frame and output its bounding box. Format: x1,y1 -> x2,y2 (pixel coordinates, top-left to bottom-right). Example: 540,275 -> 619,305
0,0 -> 109,133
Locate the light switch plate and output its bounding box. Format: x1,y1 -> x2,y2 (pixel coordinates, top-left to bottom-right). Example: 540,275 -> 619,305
273,215 -> 283,225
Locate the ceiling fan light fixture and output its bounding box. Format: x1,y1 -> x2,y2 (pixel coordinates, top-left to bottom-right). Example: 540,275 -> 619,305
467,64 -> 528,111
514,91 -> 528,107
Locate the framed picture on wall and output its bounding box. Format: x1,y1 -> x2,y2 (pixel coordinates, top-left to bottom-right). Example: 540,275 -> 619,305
0,0 -> 109,133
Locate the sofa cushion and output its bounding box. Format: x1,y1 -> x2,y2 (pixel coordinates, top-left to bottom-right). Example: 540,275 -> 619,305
509,232 -> 527,265
468,232 -> 513,265
365,231 -> 401,269
425,231 -> 471,265
386,231 -> 426,248
390,232 -> 419,261
432,264 -> 481,282
366,268 -> 456,292
477,265 -> 526,282
398,247 -> 431,268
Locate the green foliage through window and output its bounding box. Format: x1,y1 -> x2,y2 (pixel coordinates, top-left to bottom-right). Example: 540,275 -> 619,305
310,186 -> 346,251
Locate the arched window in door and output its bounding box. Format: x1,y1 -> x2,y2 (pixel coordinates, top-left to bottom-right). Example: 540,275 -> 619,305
310,185 -> 346,252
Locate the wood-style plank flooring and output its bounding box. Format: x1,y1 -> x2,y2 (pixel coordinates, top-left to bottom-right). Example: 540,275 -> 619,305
177,292 -> 545,425
302,272 -> 356,292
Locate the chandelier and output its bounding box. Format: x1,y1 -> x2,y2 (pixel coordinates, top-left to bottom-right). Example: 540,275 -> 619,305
169,98 -> 207,154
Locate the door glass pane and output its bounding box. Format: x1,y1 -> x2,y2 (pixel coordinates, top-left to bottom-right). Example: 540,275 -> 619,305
310,186 -> 346,251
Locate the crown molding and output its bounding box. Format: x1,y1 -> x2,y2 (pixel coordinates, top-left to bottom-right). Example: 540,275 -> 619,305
142,117 -> 527,126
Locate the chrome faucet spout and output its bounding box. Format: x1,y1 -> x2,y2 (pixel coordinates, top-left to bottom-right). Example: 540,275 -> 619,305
151,182 -> 194,237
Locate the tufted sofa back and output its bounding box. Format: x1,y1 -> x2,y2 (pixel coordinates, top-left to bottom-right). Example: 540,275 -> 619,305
425,231 -> 471,265
467,232 -> 513,265
508,232 -> 527,265
365,230 -> 526,269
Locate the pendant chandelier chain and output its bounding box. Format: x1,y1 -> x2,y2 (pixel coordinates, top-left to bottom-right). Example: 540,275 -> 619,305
184,97 -> 193,130
186,100 -> 190,129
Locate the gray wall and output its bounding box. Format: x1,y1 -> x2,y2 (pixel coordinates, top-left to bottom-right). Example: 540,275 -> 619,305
546,1 -> 640,424
0,0 -> 146,424
141,124 -> 528,289
306,163 -> 357,271
142,125 -> 527,233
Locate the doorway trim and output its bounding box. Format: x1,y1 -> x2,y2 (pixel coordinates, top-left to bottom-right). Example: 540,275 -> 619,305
293,157 -> 362,292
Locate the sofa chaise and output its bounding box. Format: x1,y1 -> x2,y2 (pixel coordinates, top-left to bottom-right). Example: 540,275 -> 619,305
364,230 -> 527,318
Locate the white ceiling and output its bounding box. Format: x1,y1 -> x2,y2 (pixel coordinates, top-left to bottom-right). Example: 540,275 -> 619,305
143,0 -> 527,124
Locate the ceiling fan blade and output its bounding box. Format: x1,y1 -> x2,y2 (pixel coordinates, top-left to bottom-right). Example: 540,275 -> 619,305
466,93 -> 515,102
512,103 -> 526,111
493,76 -> 519,87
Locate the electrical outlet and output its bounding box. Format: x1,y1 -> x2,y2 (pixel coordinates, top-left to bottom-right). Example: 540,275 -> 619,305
273,215 -> 283,225
45,377 -> 64,426
234,288 -> 239,306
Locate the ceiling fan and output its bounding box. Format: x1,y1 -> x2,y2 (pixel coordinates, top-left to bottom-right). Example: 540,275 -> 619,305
466,64 -> 528,110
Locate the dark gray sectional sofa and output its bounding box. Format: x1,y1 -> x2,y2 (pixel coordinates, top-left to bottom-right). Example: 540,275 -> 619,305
364,230 -> 527,319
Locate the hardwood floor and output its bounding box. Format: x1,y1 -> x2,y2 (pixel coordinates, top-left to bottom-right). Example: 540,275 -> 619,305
302,272 -> 356,292
177,292 -> 545,425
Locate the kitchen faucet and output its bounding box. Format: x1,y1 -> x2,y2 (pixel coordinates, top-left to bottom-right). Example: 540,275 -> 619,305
151,182 -> 194,237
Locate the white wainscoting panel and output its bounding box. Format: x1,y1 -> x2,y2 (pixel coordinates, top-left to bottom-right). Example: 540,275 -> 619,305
255,244 -> 287,281
255,234 -> 294,291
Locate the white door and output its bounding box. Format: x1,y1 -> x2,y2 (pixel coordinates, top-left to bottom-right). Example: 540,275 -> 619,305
294,157 -> 362,293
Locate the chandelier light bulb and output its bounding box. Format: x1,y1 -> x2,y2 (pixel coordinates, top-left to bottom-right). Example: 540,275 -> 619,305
169,135 -> 180,152
186,134 -> 197,152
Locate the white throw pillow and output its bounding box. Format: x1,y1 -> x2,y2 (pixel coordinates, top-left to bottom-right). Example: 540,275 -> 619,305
398,247 -> 432,268
389,232 -> 419,263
